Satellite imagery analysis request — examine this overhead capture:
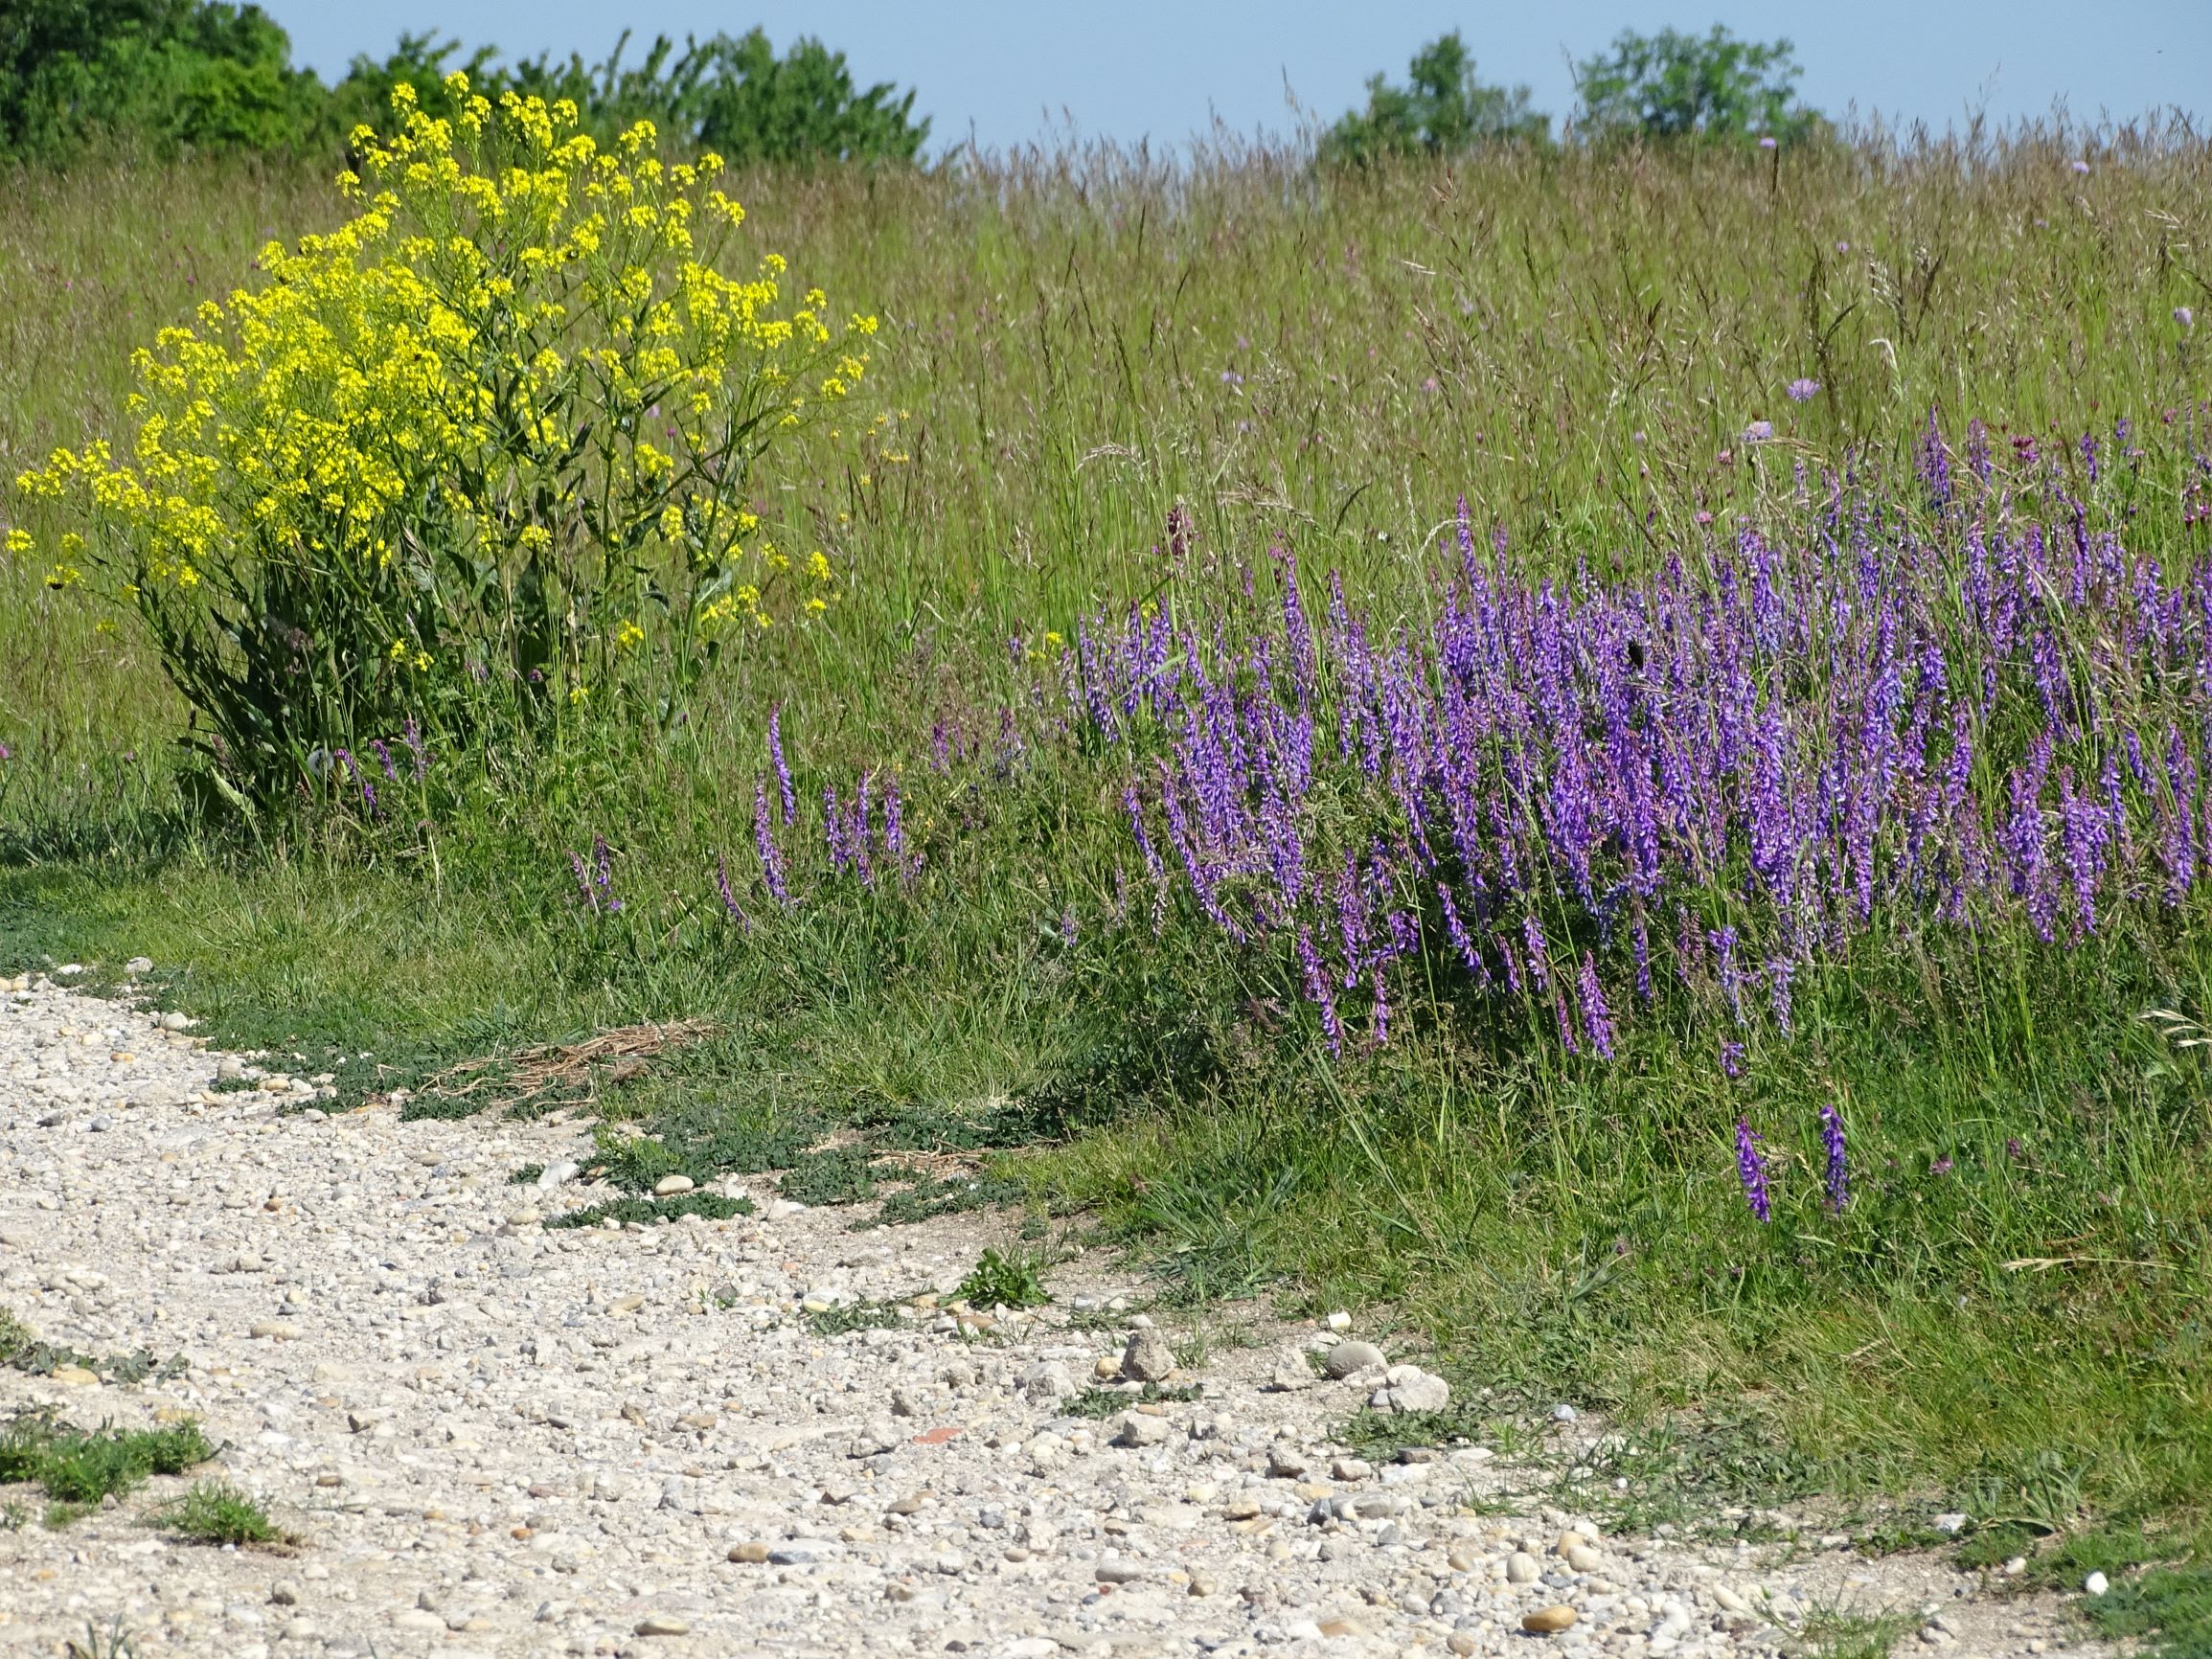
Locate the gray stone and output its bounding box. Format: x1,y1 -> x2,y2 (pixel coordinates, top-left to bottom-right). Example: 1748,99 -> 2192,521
1019,1360 -> 1077,1405
1324,1340 -> 1386,1378
1265,1345 -> 1314,1392
1372,1364 -> 1450,1414
1121,1328 -> 1174,1382
1114,1412 -> 1172,1447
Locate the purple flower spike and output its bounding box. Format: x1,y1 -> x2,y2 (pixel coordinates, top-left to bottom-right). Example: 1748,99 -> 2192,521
1735,1121 -> 1772,1223
1296,927 -> 1343,1057
1578,952 -> 1614,1059
1819,1100 -> 1849,1212
884,774 -> 913,884
569,837 -> 621,917
768,705 -> 796,825
1786,377 -> 1820,402
754,779 -> 790,905
714,851 -> 746,926
591,834 -> 621,913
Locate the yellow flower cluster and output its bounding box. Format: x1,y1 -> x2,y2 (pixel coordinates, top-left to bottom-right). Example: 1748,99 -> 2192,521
15,77 -> 875,711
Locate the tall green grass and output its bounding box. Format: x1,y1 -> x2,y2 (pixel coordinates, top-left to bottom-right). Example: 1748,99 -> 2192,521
4,122 -> 2212,1574
5,122 -> 2207,774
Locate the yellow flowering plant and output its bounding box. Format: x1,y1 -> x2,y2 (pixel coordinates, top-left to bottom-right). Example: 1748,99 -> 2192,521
15,77 -> 875,805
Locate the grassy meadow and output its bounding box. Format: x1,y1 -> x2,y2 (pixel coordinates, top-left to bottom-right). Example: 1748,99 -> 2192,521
6,116 -> 2212,1617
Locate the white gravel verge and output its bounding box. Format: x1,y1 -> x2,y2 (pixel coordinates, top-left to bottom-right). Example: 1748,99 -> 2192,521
0,975 -> 2110,1659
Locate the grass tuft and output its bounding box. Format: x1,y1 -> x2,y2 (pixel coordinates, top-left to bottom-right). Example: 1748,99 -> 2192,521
1058,1382 -> 1204,1419
148,1481 -> 284,1547
1795,1603 -> 1918,1659
62,1617 -> 138,1659
0,1411 -> 214,1515
806,1299 -> 909,1336
545,1192 -> 753,1229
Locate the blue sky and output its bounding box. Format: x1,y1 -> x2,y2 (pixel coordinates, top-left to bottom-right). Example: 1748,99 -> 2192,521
261,1 -> 2209,154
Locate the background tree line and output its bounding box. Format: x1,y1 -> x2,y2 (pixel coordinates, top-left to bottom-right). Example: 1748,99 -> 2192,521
0,2 -> 929,164
0,4 -> 1820,168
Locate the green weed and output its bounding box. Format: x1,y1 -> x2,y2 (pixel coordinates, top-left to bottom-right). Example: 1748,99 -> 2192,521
148,1481 -> 285,1547
2078,1563 -> 2212,1659
1794,1604 -> 1917,1659
0,1410 -> 214,1514
806,1299 -> 909,1336
0,1306 -> 186,1386
62,1616 -> 137,1659
1059,1383 -> 1203,1420
956,1248 -> 1051,1310
545,1192 -> 752,1230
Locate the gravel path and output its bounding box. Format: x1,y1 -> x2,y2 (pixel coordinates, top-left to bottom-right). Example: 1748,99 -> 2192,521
0,974 -> 2110,1659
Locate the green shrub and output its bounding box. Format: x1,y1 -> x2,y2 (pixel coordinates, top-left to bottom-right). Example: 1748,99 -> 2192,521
0,1410 -> 213,1510
0,2 -> 331,162
15,80 -> 872,806
0,10 -> 931,169
336,30 -> 930,166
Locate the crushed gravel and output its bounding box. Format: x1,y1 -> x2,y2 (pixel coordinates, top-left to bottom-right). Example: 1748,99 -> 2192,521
0,974 -> 2111,1659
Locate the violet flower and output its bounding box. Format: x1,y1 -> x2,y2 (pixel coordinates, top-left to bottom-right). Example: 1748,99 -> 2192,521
714,851 -> 746,925
1736,1121 -> 1772,1222
768,704 -> 796,824
1579,952 -> 1615,1058
754,780 -> 790,904
1819,1100 -> 1848,1211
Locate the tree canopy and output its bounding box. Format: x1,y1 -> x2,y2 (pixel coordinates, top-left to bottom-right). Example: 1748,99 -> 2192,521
1320,31 -> 1548,166
0,4 -> 931,165
1573,25 -> 1820,143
